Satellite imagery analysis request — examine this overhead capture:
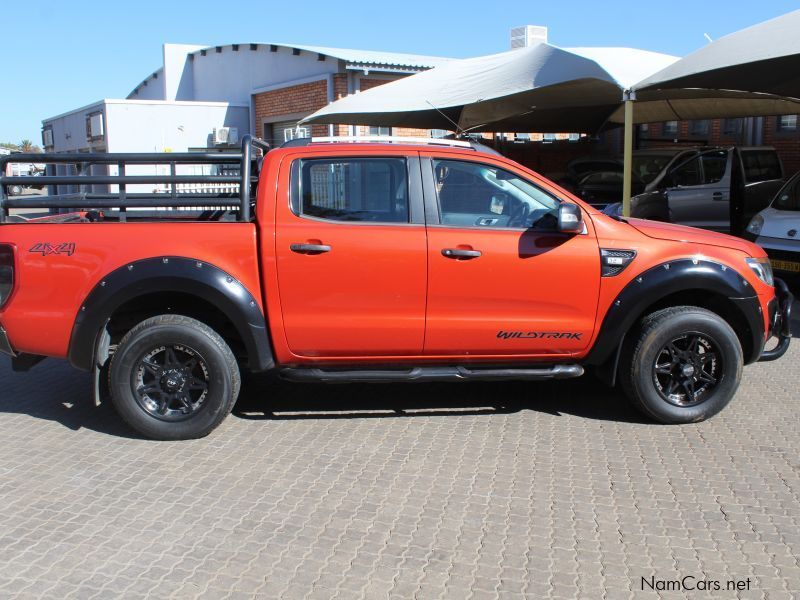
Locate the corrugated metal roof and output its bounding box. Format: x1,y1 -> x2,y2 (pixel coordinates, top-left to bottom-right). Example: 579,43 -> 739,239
258,43 -> 452,69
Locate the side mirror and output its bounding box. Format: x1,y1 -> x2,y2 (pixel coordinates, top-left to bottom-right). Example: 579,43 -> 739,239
558,203 -> 583,233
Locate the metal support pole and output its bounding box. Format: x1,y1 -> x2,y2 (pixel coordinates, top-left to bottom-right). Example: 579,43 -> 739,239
622,91 -> 635,218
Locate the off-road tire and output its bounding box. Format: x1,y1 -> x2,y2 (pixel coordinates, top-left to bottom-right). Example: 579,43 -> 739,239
619,306 -> 743,424
109,315 -> 240,440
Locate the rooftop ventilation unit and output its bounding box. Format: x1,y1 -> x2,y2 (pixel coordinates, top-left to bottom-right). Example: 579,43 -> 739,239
510,25 -> 548,49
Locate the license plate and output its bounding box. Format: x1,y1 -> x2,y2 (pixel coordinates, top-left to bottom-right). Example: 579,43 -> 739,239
770,258 -> 800,273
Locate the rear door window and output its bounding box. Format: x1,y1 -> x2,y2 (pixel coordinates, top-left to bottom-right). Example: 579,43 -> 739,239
292,158 -> 409,223
742,150 -> 782,183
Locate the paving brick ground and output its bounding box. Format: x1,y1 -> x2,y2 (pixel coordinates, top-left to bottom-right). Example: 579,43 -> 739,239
0,341 -> 798,599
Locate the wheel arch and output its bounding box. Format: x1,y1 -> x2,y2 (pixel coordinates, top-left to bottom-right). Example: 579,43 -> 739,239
68,257 -> 274,373
585,258 -> 765,378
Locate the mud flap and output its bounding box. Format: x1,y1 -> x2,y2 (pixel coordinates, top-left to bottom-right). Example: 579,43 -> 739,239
92,323 -> 113,406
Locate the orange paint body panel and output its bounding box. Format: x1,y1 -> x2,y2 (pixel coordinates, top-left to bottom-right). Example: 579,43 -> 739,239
0,223 -> 261,358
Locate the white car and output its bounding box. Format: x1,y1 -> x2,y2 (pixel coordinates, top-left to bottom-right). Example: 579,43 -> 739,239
746,170 -> 800,277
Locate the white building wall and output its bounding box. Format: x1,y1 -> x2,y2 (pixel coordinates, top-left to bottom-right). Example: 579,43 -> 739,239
131,68 -> 166,100
163,44 -> 205,101
104,101 -> 249,152
43,101 -> 106,152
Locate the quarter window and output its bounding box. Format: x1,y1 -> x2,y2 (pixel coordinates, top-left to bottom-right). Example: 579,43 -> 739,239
293,158 -> 409,223
432,159 -> 560,230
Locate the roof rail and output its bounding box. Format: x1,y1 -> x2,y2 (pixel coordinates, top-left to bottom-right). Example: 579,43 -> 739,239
283,135 -> 475,149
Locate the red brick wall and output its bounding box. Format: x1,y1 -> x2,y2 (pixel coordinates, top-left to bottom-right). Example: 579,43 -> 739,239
254,80 -> 329,137
639,117 -> 800,176
356,79 -> 430,138
763,117 -> 800,176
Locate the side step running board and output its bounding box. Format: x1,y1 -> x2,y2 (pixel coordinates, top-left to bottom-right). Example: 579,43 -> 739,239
280,364 -> 584,383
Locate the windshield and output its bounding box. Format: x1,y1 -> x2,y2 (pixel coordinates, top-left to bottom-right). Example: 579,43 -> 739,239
773,174 -> 800,211
632,153 -> 680,184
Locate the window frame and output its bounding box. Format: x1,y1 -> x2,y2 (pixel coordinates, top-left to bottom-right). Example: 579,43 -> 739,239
289,154 -> 425,226
420,156 -> 568,232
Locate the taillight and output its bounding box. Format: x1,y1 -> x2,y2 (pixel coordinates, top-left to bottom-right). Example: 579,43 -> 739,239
0,245 -> 14,308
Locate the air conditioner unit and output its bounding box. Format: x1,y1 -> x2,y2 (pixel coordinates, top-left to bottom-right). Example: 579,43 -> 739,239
213,127 -> 239,145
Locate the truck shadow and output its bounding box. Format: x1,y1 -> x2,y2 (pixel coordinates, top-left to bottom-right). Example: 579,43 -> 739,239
233,373 -> 650,424
0,358 -> 650,438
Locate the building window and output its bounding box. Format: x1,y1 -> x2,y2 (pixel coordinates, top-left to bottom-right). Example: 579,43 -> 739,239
368,126 -> 391,137
663,121 -> 678,136
777,115 -> 797,132
690,120 -> 709,136
723,118 -> 743,136
638,123 -> 650,138
429,129 -> 449,139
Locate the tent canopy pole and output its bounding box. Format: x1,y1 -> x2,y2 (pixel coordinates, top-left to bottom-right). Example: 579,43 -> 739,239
622,91 -> 635,217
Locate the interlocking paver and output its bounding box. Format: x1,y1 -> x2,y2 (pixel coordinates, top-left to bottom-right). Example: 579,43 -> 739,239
0,337 -> 799,599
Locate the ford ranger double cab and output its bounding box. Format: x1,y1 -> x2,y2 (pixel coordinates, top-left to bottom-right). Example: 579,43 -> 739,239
0,136 -> 792,440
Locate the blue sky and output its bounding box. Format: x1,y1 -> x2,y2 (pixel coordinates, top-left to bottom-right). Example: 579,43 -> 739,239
2,1 -> 797,143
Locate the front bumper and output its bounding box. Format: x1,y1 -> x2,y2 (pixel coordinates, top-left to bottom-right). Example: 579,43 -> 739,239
759,278 -> 793,362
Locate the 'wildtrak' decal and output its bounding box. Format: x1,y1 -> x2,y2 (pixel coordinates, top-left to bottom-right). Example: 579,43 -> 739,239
497,331 -> 582,340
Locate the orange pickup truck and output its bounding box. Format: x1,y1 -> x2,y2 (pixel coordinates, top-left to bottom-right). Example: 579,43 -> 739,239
0,136 -> 792,440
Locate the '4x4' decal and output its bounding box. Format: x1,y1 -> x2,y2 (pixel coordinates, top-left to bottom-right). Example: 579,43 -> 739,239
29,242 -> 76,256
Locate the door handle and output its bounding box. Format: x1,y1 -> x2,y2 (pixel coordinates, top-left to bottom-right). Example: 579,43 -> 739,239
290,243 -> 331,254
712,192 -> 725,200
442,248 -> 481,259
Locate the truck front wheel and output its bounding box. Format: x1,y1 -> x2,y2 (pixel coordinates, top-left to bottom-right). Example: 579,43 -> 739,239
619,306 -> 743,423
108,315 -> 240,440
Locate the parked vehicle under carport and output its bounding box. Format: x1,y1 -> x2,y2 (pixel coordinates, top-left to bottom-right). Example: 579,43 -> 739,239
604,146 -> 784,233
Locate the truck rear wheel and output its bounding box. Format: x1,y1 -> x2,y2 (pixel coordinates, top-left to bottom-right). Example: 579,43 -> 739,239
619,306 -> 743,423
108,315 -> 240,440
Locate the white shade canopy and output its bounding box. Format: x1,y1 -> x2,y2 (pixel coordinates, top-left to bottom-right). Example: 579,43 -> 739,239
304,43 -> 679,133
634,9 -> 800,99
305,10 -> 800,134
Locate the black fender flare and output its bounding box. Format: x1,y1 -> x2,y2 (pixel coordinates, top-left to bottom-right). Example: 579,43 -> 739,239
68,256 -> 274,372
583,258 -> 765,369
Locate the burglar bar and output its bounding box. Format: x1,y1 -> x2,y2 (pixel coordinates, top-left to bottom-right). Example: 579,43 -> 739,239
0,135 -> 270,222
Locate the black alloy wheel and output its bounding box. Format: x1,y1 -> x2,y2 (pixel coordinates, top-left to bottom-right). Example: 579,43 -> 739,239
133,344 -> 211,421
109,314 -> 240,440
653,333 -> 722,407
